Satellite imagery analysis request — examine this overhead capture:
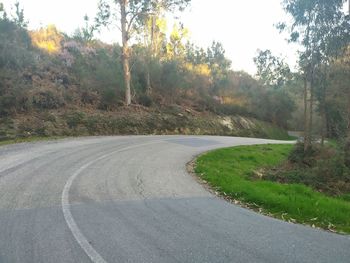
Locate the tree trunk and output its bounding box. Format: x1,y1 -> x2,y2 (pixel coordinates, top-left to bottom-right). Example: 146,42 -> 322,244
320,68 -> 329,146
120,0 -> 131,106
146,71 -> 152,95
346,93 -> 350,168
346,131 -> 350,167
309,76 -> 314,145
321,106 -> 326,146
303,75 -> 312,151
303,14 -> 313,152
146,15 -> 156,96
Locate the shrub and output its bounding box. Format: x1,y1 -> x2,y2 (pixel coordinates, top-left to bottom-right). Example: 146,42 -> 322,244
99,88 -> 118,110
65,111 -> 86,129
344,138 -> 350,168
266,142 -> 350,196
138,94 -> 153,107
0,20 -> 34,69
0,94 -> 17,116
31,89 -> 65,109
288,143 -> 320,166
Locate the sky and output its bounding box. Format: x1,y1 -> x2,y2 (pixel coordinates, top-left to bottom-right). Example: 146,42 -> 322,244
1,0 -> 299,75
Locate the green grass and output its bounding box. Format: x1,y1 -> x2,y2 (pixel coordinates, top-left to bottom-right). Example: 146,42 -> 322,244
195,144 -> 350,234
0,136 -> 67,147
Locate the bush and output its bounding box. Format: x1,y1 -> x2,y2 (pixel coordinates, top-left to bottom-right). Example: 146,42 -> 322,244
288,143 -> 320,166
138,94 -> 153,107
200,97 -> 253,117
344,138 -> 350,168
32,90 -> 65,109
0,94 -> 17,116
266,142 -> 350,196
65,111 -> 86,129
0,20 -> 34,69
99,88 -> 118,110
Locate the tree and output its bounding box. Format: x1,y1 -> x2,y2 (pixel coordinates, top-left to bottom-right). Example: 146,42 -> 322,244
254,49 -> 292,88
279,0 -> 349,151
166,22 -> 189,59
206,41 -> 231,94
95,0 -> 191,106
253,49 -> 295,128
0,2 -> 6,21
137,15 -> 168,95
73,15 -> 96,42
12,1 -> 27,28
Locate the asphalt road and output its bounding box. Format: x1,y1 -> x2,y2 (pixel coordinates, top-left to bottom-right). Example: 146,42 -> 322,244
0,136 -> 349,263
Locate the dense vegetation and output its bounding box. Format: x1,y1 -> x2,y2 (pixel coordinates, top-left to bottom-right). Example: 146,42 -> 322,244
265,142 -> 350,197
0,1 -> 299,140
278,0 -> 350,147
0,1 -> 348,140
195,144 -> 350,233
192,0 -> 350,233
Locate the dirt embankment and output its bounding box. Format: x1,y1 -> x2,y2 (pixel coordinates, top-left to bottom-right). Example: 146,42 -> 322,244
0,106 -> 289,140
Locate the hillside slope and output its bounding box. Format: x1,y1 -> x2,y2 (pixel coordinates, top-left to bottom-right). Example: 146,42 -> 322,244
0,20 -> 290,141
0,106 -> 289,140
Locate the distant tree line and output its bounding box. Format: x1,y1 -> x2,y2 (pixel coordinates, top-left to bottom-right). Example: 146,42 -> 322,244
278,0 -> 350,149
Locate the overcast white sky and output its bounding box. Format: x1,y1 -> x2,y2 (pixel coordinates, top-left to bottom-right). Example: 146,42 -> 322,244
2,0 -> 299,74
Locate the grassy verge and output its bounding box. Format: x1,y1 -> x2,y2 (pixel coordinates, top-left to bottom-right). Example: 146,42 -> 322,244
0,136 -> 67,147
194,144 -> 350,234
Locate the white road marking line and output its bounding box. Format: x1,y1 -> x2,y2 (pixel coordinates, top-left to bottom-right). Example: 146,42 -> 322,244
61,141 -> 162,263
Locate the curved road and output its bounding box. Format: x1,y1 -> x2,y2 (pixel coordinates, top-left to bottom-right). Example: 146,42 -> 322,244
0,136 -> 349,263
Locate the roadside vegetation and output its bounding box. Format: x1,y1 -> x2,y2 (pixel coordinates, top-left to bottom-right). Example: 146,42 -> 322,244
0,2 -> 297,141
195,144 -> 350,234
191,0 -> 350,234
0,136 -> 66,147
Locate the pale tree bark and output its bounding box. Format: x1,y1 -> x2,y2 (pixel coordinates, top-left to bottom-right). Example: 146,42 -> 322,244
309,76 -> 314,146
303,75 -> 312,151
345,93 -> 350,167
303,14 -> 313,152
320,101 -> 326,146
320,67 -> 330,146
146,15 -> 156,96
120,0 -> 132,106
344,2 -> 350,143
146,71 -> 152,95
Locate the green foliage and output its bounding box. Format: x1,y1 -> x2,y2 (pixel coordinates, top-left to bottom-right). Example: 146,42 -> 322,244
73,15 -> 96,42
0,94 -> 17,116
69,43 -> 124,105
12,1 -> 27,28
254,49 -> 292,88
0,0 -> 297,133
195,144 -> 350,233
0,19 -> 33,69
253,89 -> 295,128
266,142 -> 350,196
280,0 -> 350,142
203,98 -> 252,116
206,41 -> 231,93
65,111 -> 86,129
155,60 -> 186,97
138,94 -> 153,107
99,88 -> 118,110
287,142 -> 317,165
31,90 -> 65,109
